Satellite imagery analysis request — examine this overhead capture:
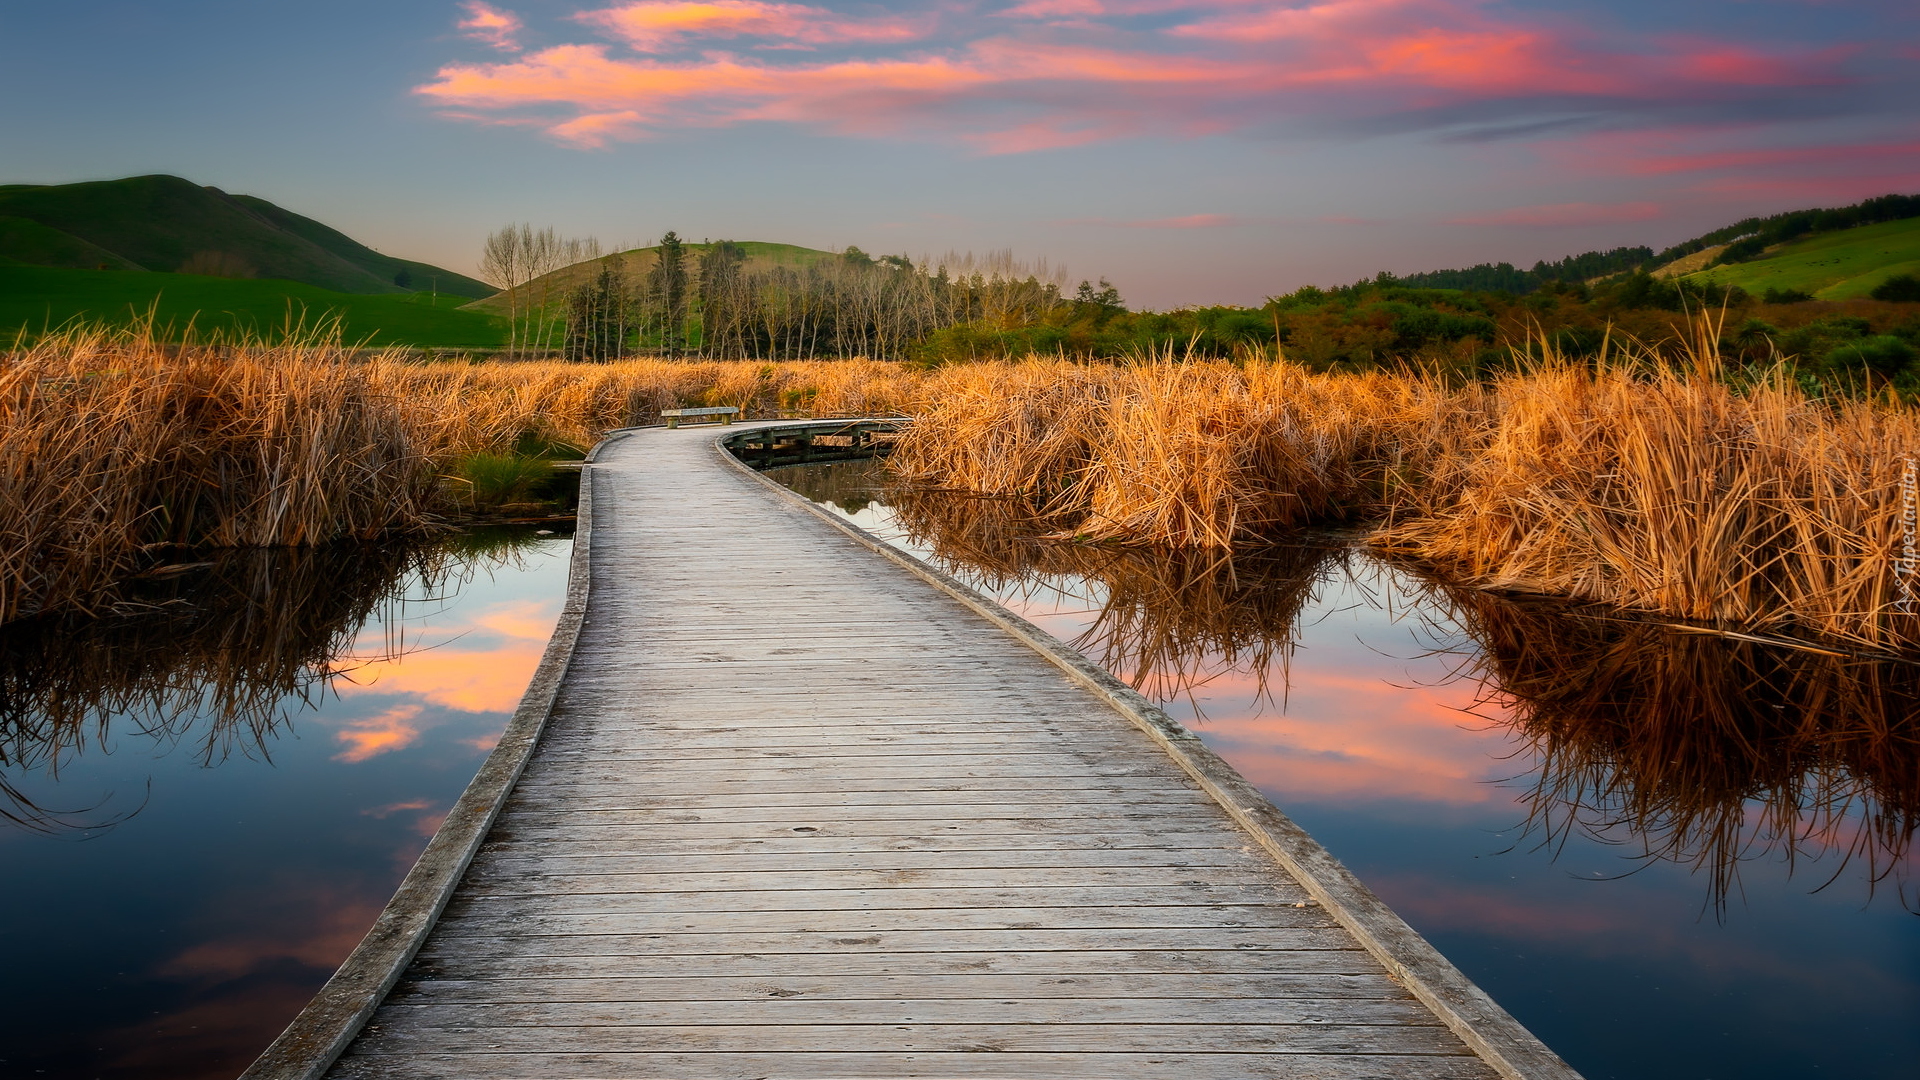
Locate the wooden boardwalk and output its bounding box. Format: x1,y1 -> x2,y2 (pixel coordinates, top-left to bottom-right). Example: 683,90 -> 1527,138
250,422 -> 1578,1080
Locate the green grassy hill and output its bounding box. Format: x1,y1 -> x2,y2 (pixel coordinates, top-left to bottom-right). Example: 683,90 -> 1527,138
463,240 -> 837,316
0,265 -> 506,347
0,175 -> 494,298
1683,217 -> 1920,299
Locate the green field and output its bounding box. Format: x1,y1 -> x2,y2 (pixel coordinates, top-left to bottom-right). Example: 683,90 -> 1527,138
1685,217 -> 1920,299
0,265 -> 507,347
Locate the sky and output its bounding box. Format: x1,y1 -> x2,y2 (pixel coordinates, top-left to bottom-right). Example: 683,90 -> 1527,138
1,1 -> 1916,307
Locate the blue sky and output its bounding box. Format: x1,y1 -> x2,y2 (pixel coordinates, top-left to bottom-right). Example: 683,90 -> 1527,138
2,1 -> 1915,306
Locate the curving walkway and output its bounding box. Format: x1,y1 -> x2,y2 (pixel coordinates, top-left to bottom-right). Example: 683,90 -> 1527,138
260,421 -> 1577,1080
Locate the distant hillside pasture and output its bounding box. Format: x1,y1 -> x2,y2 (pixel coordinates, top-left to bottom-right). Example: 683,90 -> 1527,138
0,266 -> 506,347
1683,218 -> 1920,300
0,174 -> 494,298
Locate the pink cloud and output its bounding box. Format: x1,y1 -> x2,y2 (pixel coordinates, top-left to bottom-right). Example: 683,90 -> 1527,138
459,1 -> 525,51
579,1 -> 926,53
1446,201 -> 1665,227
418,0 -> 1862,152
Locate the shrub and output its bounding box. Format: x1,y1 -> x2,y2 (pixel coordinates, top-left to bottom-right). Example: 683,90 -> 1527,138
1870,274 -> 1920,302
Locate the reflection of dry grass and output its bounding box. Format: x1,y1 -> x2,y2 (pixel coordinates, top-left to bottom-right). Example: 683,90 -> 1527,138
0,536 -> 529,832
1423,578 -> 1920,911
884,485 -> 1338,703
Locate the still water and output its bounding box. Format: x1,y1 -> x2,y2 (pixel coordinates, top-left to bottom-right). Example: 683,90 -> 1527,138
0,530 -> 571,1079
775,458 -> 1920,1080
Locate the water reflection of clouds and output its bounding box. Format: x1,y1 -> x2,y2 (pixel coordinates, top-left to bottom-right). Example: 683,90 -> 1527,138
0,536 -> 573,1079
339,597 -> 555,716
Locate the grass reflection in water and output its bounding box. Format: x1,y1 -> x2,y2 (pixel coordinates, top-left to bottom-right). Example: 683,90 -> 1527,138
1426,583 -> 1920,913
0,527 -> 555,835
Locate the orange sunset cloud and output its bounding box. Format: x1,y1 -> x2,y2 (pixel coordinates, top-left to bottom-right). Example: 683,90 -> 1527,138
459,1 -> 525,51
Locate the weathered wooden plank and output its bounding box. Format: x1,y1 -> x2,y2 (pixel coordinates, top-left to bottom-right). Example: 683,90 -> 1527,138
480,827 -> 1247,852
385,971 -> 1413,1005
372,997 -> 1437,1028
489,816 -> 1239,838
329,1051 -> 1499,1080
456,861 -> 1302,896
403,949 -> 1387,981
348,1022 -> 1469,1057
413,925 -> 1361,958
433,903 -> 1326,935
441,883 -> 1308,917
498,802 -> 1219,825
431,907 -> 1338,942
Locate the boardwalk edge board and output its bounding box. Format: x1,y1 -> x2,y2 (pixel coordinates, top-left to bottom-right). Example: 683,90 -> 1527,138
237,434 -> 623,1080
718,421 -> 1584,1080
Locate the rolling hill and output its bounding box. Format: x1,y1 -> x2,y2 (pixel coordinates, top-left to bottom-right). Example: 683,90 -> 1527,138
0,265 -> 506,347
1400,192 -> 1920,296
0,174 -> 494,297
1680,217 -> 1920,300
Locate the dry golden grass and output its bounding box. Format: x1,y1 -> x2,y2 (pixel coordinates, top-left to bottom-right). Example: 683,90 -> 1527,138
12,316 -> 1920,653
1376,360 -> 1920,651
890,357 -> 1464,546
1,327 -> 433,623
889,333 -> 1920,653
0,325 -> 925,624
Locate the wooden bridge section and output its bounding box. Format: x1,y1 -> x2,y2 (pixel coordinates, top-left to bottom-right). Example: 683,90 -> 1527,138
250,420 -> 1578,1080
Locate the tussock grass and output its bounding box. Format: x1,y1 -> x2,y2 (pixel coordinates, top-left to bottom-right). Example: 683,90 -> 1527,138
1376,361 -> 1920,651
890,327 -> 1920,652
1,326 -> 924,624
890,358 -> 1463,546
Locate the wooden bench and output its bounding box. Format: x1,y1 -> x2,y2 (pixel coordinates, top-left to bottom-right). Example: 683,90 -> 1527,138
659,406 -> 740,429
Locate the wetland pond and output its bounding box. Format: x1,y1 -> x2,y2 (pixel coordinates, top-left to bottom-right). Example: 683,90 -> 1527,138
774,457 -> 1920,1080
0,528 -> 572,1079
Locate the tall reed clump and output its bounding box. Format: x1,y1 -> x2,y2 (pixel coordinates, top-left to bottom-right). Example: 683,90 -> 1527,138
373,356 -> 923,460
890,357 -> 1464,546
1374,359 -> 1920,652
889,326 -> 1920,654
0,327 -> 435,623
1,328 -> 926,624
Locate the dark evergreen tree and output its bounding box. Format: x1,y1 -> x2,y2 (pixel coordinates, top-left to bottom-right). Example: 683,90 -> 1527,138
647,231 -> 690,357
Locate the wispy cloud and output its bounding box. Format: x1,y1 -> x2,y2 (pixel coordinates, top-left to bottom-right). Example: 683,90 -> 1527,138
579,1 -> 927,52
419,1 -> 1872,152
459,1 -> 525,51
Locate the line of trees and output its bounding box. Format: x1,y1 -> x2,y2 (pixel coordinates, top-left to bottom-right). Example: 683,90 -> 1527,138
479,224 -> 603,358
548,233 -> 1076,362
